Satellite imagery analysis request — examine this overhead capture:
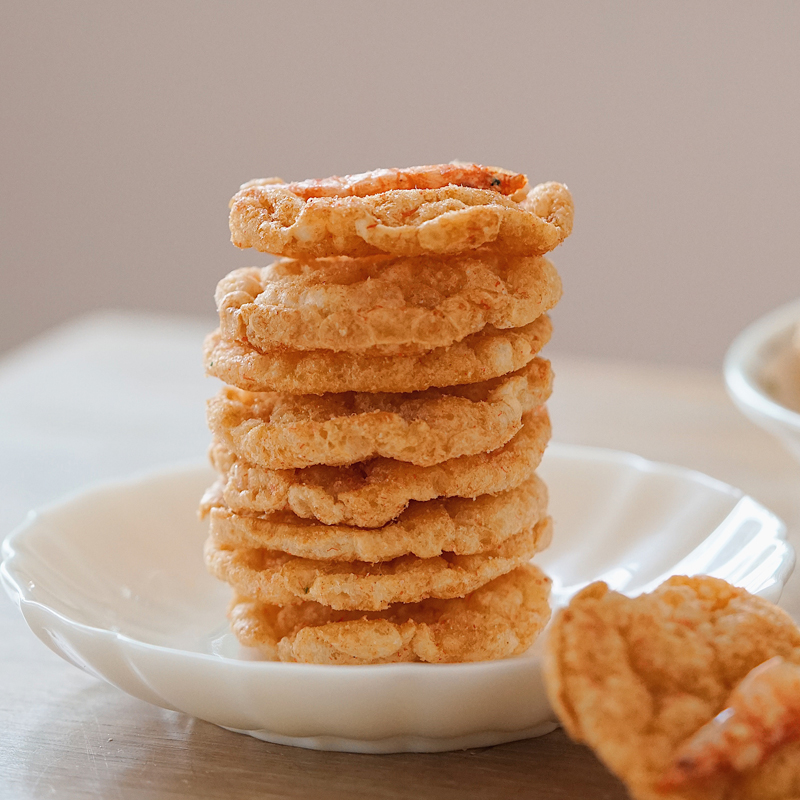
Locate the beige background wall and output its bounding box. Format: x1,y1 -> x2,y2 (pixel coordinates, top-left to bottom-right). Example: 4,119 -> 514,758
2,1 -> 799,366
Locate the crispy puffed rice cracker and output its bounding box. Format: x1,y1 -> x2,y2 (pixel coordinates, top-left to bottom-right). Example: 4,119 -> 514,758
206,359 -> 551,470
205,474 -> 547,562
205,518 -> 551,611
216,251 -> 561,353
544,576 -> 800,800
229,564 -> 551,664
204,314 -> 551,395
228,164 -> 572,258
204,407 -> 551,527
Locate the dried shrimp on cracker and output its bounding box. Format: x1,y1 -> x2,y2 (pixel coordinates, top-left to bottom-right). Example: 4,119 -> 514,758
205,407 -> 551,527
204,518 -> 550,611
204,313 -> 552,395
206,359 -> 551,470
216,251 -> 561,353
245,163 -> 529,199
228,564 -> 551,664
544,576 -> 800,800
661,656 -> 800,796
206,475 -> 547,562
228,163 -> 572,258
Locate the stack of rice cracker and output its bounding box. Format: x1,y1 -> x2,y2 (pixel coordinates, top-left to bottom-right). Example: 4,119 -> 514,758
201,163 -> 573,665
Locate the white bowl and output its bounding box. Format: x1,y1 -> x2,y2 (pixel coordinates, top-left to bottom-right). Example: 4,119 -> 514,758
725,298 -> 800,463
1,445 -> 793,753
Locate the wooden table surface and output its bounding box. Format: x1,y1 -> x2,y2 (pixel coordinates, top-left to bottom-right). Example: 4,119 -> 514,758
2,313 -> 799,800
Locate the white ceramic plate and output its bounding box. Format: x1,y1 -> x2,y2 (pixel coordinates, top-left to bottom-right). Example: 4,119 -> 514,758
1,444 -> 793,753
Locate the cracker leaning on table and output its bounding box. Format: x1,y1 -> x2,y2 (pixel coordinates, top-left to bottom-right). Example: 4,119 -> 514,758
544,575 -> 800,800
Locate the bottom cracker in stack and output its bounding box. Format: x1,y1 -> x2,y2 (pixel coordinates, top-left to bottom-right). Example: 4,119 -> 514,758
227,565 -> 552,665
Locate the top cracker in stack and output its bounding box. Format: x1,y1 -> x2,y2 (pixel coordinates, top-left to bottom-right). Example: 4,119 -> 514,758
201,164 -> 573,664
